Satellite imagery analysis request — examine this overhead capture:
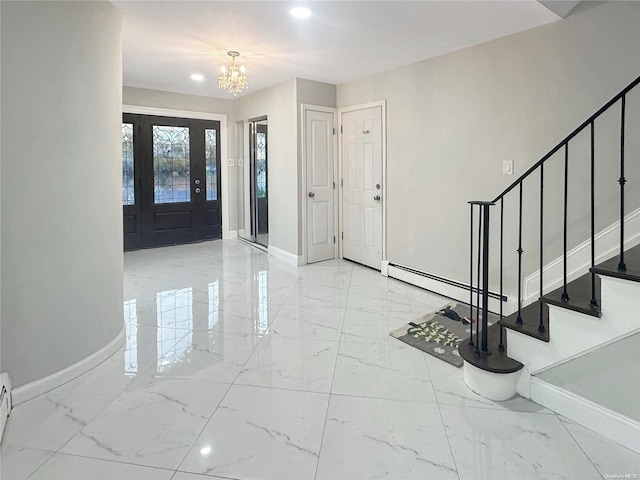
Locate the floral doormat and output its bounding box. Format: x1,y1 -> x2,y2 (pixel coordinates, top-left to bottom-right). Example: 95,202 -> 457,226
389,301 -> 491,368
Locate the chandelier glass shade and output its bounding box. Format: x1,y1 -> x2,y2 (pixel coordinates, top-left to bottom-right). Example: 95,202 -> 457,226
218,51 -> 247,96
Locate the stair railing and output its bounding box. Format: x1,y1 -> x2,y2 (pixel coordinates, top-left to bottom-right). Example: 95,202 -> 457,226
468,75 -> 640,357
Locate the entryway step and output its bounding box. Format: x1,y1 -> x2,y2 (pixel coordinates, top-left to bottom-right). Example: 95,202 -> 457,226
532,332 -> 640,453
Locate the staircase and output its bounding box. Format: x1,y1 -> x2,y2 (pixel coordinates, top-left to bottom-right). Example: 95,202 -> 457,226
458,75 -> 640,453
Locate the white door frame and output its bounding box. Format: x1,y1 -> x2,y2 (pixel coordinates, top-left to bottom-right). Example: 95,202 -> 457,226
122,105 -> 232,239
337,100 -> 387,270
301,104 -> 338,265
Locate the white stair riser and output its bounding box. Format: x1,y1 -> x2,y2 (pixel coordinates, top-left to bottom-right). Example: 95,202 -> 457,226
507,277 -> 640,383
600,276 -> 640,327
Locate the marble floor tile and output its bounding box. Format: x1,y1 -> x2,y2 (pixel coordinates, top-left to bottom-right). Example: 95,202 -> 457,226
179,385 -> 328,480
296,265 -> 353,290
235,336 -> 339,393
283,284 -> 349,309
0,445 -> 53,480
340,308 -> 415,344
441,406 -> 602,479
172,472 -> 231,480
332,339 -> 437,403
2,363 -> 135,452
61,377 -> 229,470
194,300 -> 280,336
346,291 -> 413,314
27,453 -> 175,480
316,395 -> 458,480
424,354 -> 553,413
560,416 -> 640,478
152,331 -> 260,383
268,305 -> 345,342
7,240 -> 618,479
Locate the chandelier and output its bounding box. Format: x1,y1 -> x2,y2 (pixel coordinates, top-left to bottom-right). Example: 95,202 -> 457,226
218,51 -> 247,96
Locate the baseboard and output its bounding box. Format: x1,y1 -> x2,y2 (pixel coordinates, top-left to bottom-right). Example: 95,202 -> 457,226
387,264 -> 513,314
268,244 -> 303,266
223,229 -> 238,240
523,206 -> 640,303
381,260 -> 390,277
12,327 -> 125,406
531,377 -> 640,453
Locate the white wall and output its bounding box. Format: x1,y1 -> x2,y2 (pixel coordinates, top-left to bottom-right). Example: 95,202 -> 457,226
233,79 -> 299,255
337,1 -> 640,298
1,1 -> 124,388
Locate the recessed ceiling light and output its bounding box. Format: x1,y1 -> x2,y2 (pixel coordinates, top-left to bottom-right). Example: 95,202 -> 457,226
190,73 -> 204,82
290,7 -> 311,19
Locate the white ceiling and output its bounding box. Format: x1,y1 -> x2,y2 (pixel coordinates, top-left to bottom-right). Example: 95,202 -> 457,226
113,1 -> 573,99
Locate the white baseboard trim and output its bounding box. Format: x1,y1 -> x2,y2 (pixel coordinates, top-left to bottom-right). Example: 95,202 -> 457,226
12,327 -> 126,406
387,264 -> 513,314
268,245 -> 303,266
223,229 -> 238,240
523,207 -> 640,303
381,260 -> 390,277
531,377 -> 640,453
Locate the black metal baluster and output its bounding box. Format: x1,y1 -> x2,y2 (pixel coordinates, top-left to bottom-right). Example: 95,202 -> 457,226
539,163 -> 546,333
590,121 -> 599,309
476,205 -> 482,354
469,203 -> 474,347
618,95 -> 627,272
499,197 -> 504,352
562,143 -> 569,301
481,204 -> 491,353
517,182 -> 524,324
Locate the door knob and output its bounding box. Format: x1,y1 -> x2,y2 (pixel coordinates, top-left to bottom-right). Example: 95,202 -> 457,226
195,188 -> 202,194
308,192 -> 315,198
374,195 -> 381,201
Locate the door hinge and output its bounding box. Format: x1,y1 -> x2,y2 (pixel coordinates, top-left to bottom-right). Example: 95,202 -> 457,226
341,232 -> 344,240
333,127 -> 336,135
340,125 -> 343,134
333,236 -> 336,244
341,179 -> 344,187
333,181 -> 335,189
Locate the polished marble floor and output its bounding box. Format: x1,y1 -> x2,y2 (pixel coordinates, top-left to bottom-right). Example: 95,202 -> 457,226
2,240 -> 639,479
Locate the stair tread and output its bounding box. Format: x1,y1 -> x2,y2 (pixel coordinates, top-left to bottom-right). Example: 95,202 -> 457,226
458,323 -> 524,373
499,301 -> 550,342
542,272 -> 601,318
591,244 -> 640,282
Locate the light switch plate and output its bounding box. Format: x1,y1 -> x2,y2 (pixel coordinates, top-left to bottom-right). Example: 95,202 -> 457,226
228,159 -> 235,167
237,159 -> 244,167
503,160 -> 514,175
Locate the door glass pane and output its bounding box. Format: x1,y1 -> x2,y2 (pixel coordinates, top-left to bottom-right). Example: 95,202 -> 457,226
122,123 -> 135,205
256,131 -> 267,198
153,125 -> 190,204
205,129 -> 217,201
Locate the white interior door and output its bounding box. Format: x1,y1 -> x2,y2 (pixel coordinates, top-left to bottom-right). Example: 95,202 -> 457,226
341,106 -> 383,269
305,109 -> 336,264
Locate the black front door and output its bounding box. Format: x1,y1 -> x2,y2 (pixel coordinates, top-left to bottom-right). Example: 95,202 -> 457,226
122,114 -> 222,250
